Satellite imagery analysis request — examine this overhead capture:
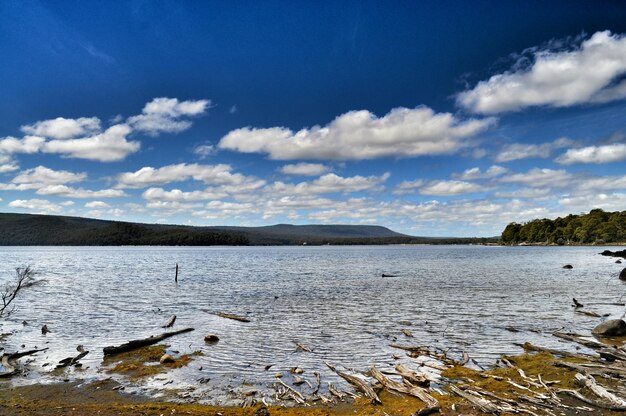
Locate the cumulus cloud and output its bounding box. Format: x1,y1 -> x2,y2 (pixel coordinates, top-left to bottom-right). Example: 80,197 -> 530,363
85,201 -> 111,209
418,180 -> 486,196
36,185 -> 126,199
8,198 -> 63,213
43,124 -> 140,162
116,163 -> 263,189
219,107 -> 494,160
193,144 -> 215,159
0,136 -> 46,154
270,172 -> 390,195
393,180 -> 424,195
556,143 -> 626,164
455,165 -> 508,180
458,31 -> 626,114
128,97 -> 211,136
279,163 -> 330,176
21,117 -> 101,140
142,187 -> 228,202
0,154 -> 18,173
495,137 -> 573,162
500,168 -> 577,188
12,166 -> 86,189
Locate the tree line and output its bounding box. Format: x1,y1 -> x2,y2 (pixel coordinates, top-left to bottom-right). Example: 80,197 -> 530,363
501,209 -> 626,245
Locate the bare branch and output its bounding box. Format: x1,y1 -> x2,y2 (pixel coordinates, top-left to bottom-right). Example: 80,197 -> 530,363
0,266 -> 43,318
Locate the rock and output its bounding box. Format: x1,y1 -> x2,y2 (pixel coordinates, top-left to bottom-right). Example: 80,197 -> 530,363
41,324 -> 49,334
253,407 -> 270,416
620,268 -> 626,280
382,273 -> 397,277
617,260 -> 622,264
204,334 -> 220,343
159,354 -> 175,364
563,264 -> 573,269
592,319 -> 626,337
600,249 -> 626,258
402,329 -> 413,337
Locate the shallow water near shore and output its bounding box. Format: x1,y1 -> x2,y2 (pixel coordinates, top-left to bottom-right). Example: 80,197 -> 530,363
1,245 -> 625,404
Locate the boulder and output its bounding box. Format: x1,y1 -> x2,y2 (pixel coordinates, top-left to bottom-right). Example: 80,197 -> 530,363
620,268 -> 626,280
592,319 -> 626,337
159,354 -> 175,364
617,260 -> 622,264
563,264 -> 573,269
204,334 -> 220,343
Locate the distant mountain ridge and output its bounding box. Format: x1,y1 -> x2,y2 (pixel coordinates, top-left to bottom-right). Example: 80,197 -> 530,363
0,213 -> 407,246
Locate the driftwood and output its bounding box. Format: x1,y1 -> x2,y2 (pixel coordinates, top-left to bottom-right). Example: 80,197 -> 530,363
56,350 -> 89,369
328,382 -> 345,400
103,328 -> 194,356
516,342 -> 598,360
370,365 -> 440,415
208,311 -> 250,323
325,362 -> 381,405
163,314 -> 176,328
295,342 -> 312,352
0,348 -> 48,378
395,363 -> 431,386
448,384 -> 500,413
575,373 -> 626,410
575,310 -> 602,318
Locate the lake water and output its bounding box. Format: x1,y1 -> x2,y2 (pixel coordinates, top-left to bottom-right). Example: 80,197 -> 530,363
1,245 -> 625,404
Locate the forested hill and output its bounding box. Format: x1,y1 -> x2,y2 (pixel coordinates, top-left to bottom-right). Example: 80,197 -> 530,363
0,213 -> 406,246
501,209 -> 626,245
0,213 -> 497,246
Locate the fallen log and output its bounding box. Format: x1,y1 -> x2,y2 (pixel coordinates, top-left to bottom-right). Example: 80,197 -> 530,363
448,384 -> 500,414
325,361 -> 381,405
56,350 -> 89,369
103,328 -> 194,356
515,342 -> 598,360
574,373 -> 626,410
162,314 -> 176,328
552,331 -> 605,349
576,310 -> 602,318
395,363 -> 431,386
210,311 -> 250,323
370,365 -> 440,415
0,348 -> 48,378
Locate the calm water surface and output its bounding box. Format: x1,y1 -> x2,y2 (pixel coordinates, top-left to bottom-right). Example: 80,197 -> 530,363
0,245 -> 624,403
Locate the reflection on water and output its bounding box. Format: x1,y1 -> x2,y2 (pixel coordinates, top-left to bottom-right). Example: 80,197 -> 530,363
0,245 -> 624,403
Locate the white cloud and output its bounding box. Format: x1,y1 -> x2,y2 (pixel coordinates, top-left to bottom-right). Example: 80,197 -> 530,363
36,185 -> 126,199
193,144 -> 215,159
456,165 -> 508,180
419,180 -> 486,196
85,201 -> 111,209
0,154 -> 18,173
495,137 -> 573,162
12,166 -> 87,189
270,172 -> 390,195
192,201 -> 258,219
128,97 -> 211,135
116,163 -> 263,189
495,188 -> 552,199
393,179 -> 424,195
218,106 -> 494,160
21,117 -> 101,140
500,168 -> 577,188
142,187 -> 228,202
43,124 -> 139,162
0,136 -> 46,154
279,163 -> 330,176
458,31 -> 626,114
556,143 -> 626,165
8,198 -> 63,213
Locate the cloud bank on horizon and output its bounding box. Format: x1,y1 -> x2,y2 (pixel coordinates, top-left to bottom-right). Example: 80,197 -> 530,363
1,1 -> 626,237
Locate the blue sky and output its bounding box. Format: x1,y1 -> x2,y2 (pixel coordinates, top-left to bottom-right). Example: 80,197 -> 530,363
2,1 -> 626,236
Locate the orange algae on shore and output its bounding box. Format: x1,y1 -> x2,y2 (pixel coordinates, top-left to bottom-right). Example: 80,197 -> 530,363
104,344 -> 202,379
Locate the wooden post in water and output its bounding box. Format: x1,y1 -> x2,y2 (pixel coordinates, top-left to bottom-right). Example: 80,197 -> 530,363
175,263 -> 179,283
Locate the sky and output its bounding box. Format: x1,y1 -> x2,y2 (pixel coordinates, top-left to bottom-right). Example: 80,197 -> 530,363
1,1 -> 626,236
